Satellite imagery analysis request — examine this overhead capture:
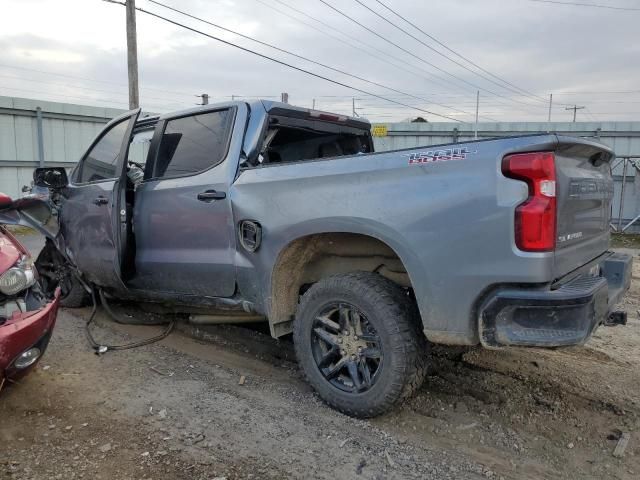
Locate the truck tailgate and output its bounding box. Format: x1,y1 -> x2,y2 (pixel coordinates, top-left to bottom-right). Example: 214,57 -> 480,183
554,137 -> 614,278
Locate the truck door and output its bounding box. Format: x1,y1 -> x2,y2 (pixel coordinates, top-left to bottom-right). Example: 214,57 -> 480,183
130,103 -> 245,297
60,109 -> 140,289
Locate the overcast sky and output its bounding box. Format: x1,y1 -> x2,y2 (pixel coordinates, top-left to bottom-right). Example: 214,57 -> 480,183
2,0 -> 639,123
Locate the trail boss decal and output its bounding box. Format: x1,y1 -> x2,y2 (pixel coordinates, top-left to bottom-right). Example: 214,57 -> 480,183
405,147 -> 477,165
558,231 -> 584,243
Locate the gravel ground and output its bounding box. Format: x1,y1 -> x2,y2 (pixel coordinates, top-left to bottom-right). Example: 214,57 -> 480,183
1,235 -> 639,479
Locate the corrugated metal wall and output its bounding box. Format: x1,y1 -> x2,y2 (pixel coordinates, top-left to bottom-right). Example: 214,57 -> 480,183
373,121 -> 640,231
0,96 -> 126,198
1,96 -> 639,231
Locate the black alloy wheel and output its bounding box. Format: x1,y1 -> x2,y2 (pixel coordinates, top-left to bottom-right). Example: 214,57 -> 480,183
311,302 -> 383,393
294,272 -> 429,418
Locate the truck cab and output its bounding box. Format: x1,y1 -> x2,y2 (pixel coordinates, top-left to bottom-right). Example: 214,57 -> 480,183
15,101 -> 372,307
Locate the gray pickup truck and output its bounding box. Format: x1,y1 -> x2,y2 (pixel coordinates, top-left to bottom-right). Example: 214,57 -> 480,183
1,100 -> 632,417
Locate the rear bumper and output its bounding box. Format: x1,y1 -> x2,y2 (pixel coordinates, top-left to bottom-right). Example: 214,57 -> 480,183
0,290 -> 60,381
479,252 -> 632,348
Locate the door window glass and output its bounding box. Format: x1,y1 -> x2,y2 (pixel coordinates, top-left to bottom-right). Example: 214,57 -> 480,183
154,109 -> 232,179
128,129 -> 154,168
76,119 -> 129,183
127,128 -> 154,187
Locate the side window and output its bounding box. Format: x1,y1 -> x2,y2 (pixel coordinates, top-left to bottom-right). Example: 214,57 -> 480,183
76,119 -> 129,183
153,109 -> 233,179
127,129 -> 154,188
128,129 -> 154,168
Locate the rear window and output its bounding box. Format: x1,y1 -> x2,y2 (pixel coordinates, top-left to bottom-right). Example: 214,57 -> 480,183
153,109 -> 233,179
260,126 -> 372,165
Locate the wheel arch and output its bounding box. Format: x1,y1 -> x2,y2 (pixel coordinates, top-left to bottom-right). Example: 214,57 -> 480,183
267,225 -> 425,338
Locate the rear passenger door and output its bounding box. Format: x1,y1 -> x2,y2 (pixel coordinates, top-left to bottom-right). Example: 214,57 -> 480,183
131,104 -> 245,297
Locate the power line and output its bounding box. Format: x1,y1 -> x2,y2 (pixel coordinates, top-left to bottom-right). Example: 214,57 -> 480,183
0,85 -> 129,106
225,95 -> 280,99
316,0 -> 545,110
583,106 -> 599,122
148,0 -> 485,120
576,111 -> 640,115
104,2 -> 465,122
254,0 -> 472,95
0,63 -> 303,103
4,68 -> 575,118
0,62 -> 194,98
0,73 -> 187,106
315,90 -> 640,98
526,0 -> 640,11
0,84 -> 180,112
554,90 -> 640,95
312,95 -> 613,113
261,0 -> 575,117
317,0 -> 477,94
353,0 -> 547,103
372,0 -> 550,103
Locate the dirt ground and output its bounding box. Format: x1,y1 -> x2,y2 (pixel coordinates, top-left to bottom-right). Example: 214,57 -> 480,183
2,246 -> 640,479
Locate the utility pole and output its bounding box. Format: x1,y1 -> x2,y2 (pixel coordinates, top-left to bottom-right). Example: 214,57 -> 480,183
36,107 -> 45,168
474,90 -> 479,140
312,98 -> 316,110
565,105 -> 585,122
280,92 -> 289,104
548,93 -> 553,123
196,93 -> 209,105
352,97 -> 360,117
126,0 -> 139,110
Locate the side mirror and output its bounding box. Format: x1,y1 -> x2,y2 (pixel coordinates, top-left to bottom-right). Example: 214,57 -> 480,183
33,167 -> 69,189
0,192 -> 13,209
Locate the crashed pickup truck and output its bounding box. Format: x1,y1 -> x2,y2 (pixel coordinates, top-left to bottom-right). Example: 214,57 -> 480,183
0,100 -> 632,417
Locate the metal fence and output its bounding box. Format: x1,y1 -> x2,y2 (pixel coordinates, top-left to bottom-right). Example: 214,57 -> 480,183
0,96 -> 125,198
611,156 -> 640,233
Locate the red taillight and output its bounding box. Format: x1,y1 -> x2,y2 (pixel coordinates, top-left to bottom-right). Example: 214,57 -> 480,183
502,152 -> 556,252
309,110 -> 348,122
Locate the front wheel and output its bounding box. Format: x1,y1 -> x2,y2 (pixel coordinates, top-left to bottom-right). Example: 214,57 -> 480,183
59,275 -> 90,308
293,272 -> 428,418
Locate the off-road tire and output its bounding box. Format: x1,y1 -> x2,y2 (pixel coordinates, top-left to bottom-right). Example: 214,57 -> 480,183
60,275 -> 90,308
293,272 -> 429,418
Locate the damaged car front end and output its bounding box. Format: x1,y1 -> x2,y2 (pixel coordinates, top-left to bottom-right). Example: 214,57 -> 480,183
0,192 -> 62,387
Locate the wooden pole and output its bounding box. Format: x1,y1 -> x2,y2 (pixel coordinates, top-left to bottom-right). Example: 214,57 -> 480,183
126,0 -> 140,109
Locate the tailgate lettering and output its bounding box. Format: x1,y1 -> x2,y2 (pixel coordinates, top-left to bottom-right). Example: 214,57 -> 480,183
406,147 -> 477,165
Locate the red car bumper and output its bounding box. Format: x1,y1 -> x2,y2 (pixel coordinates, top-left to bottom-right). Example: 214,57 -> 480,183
0,289 -> 60,383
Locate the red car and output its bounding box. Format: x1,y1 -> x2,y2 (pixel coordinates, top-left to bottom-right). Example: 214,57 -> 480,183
0,193 -> 60,388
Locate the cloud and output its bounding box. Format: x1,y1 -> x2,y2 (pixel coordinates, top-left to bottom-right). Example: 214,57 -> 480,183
0,0 -> 638,122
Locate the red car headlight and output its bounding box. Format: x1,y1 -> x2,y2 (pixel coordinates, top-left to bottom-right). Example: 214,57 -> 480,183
0,257 -> 36,295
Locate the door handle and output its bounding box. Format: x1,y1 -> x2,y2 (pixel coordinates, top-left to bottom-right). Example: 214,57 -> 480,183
197,190 -> 226,202
93,196 -> 109,206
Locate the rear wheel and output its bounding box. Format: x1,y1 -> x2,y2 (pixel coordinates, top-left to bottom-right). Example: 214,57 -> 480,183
293,272 -> 428,418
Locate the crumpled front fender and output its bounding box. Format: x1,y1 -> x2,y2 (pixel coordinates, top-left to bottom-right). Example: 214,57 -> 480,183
0,192 -> 60,240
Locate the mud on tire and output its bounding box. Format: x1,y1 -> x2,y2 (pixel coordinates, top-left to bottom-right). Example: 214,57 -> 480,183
293,272 -> 429,418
